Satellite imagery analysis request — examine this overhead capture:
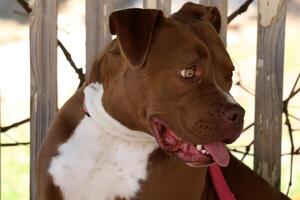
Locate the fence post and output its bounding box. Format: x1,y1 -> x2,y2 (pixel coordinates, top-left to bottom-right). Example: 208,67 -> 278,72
143,0 -> 171,16
30,1 -> 58,199
254,0 -> 287,189
86,0 -> 113,75
199,0 -> 227,44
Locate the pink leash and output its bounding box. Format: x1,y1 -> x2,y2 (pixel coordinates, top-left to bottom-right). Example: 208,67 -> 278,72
209,164 -> 236,200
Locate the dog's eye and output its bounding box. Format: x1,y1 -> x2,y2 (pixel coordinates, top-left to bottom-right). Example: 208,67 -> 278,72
180,67 -> 195,78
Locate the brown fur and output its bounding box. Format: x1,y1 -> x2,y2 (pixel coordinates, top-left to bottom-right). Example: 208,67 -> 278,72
37,3 -> 290,200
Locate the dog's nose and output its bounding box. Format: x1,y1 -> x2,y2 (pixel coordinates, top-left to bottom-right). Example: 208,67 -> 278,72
221,105 -> 245,124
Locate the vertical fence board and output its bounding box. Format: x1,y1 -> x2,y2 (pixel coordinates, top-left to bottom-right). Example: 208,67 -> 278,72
254,0 -> 287,189
143,0 -> 157,9
86,0 -> 113,75
143,0 -> 171,16
157,0 -> 171,16
30,1 -> 58,199
199,0 -> 227,44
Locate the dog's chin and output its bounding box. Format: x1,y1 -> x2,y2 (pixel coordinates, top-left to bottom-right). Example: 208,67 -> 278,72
150,117 -> 234,168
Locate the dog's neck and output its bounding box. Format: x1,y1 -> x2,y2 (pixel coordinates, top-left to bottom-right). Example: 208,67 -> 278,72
84,82 -> 156,142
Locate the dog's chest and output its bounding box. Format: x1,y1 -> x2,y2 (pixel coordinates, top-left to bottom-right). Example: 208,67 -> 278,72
49,116 -> 158,200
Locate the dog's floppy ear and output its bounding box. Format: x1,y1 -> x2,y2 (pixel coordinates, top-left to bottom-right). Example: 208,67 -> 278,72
109,8 -> 162,69
172,2 -> 221,33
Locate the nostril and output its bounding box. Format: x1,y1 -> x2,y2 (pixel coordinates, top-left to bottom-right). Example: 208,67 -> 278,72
221,106 -> 245,123
221,109 -> 237,122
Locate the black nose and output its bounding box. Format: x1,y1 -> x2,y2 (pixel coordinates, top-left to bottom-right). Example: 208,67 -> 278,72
221,105 -> 245,124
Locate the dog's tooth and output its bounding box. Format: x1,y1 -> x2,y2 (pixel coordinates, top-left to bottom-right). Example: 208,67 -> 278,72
196,144 -> 202,151
201,149 -> 207,154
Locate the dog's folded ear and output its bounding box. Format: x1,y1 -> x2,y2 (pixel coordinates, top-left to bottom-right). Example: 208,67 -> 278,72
109,9 -> 163,69
171,2 -> 221,33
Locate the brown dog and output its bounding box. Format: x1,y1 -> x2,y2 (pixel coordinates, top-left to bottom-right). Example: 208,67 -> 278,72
37,3 -> 290,200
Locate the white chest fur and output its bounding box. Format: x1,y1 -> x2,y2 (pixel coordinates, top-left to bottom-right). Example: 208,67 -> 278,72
49,83 -> 158,200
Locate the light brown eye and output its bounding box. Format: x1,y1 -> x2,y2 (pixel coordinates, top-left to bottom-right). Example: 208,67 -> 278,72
180,67 -> 195,78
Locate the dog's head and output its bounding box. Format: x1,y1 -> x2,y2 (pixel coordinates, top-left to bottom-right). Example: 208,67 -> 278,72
89,2 -> 245,167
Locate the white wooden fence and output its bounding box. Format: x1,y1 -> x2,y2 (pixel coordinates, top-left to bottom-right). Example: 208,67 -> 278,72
29,0 -> 286,199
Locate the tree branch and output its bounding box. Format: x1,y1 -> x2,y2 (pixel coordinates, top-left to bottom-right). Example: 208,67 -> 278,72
16,0 -> 32,13
1,118 -> 30,132
243,122 -> 254,132
57,40 -> 85,88
1,142 -> 30,147
228,0 -> 254,24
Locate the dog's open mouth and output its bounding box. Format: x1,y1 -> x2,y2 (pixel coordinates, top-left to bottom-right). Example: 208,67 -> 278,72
151,117 -> 230,167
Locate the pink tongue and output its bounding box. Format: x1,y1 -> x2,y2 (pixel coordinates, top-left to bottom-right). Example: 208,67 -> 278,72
204,142 -> 230,167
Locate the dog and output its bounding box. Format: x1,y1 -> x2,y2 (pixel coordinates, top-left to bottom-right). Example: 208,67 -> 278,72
37,2 -> 290,200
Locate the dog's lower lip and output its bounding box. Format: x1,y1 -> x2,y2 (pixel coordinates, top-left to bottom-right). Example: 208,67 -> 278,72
150,117 -> 214,166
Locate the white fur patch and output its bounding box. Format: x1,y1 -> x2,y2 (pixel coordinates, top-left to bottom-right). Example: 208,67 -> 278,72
49,83 -> 158,200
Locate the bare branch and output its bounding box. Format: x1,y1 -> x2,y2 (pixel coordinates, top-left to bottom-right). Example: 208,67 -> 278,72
16,0 -> 32,13
241,140 -> 254,161
289,114 -> 300,122
57,40 -> 85,88
243,122 -> 254,132
285,72 -> 300,103
1,118 -> 30,132
1,142 -> 30,147
228,0 -> 254,24
290,72 -> 300,94
229,148 -> 254,156
282,146 -> 300,156
290,87 -> 300,100
235,81 -> 255,96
